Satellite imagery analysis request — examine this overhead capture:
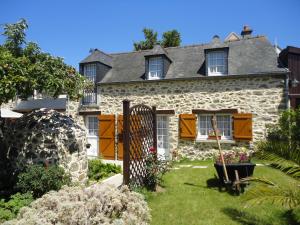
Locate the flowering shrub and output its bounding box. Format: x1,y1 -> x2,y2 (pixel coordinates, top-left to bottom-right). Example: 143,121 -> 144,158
144,147 -> 171,190
3,185 -> 151,225
215,147 -> 253,164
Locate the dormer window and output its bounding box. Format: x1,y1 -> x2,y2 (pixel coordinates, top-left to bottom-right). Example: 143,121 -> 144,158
148,57 -> 163,80
206,50 -> 228,76
84,64 -> 96,82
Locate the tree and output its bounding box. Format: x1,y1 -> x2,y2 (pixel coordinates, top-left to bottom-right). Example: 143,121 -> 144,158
161,29 -> 181,48
0,19 -> 90,106
133,28 -> 181,51
133,28 -> 158,51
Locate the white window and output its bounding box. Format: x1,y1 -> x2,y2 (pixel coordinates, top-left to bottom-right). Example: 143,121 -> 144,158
82,91 -> 97,105
206,51 -> 228,76
84,64 -> 97,82
86,116 -> 98,136
157,115 -> 169,158
198,114 -> 232,140
148,57 -> 163,80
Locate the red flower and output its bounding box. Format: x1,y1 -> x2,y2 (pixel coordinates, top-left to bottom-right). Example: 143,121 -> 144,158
149,147 -> 156,154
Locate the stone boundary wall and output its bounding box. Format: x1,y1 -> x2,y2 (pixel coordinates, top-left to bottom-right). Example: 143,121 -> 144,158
3,109 -> 88,183
98,75 -> 286,160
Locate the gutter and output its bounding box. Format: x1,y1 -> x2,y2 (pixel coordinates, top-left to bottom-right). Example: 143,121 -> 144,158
97,71 -> 287,85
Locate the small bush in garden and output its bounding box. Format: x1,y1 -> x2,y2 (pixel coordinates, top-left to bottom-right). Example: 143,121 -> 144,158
3,185 -> 151,225
144,147 -> 171,191
88,159 -> 121,181
0,192 -> 33,223
16,164 -> 71,198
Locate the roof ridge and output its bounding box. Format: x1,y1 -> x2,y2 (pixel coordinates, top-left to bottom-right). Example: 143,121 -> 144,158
108,35 -> 266,56
94,49 -> 113,58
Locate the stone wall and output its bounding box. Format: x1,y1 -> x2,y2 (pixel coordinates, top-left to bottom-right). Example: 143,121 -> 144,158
2,109 -> 88,183
98,75 -> 286,160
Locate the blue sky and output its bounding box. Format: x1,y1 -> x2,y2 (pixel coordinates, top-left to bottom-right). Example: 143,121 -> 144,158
1,0 -> 300,69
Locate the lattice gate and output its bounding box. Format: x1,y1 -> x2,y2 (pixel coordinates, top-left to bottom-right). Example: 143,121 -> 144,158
123,100 -> 157,187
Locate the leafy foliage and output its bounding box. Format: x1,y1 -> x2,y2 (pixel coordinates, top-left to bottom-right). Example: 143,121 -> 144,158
134,28 -> 159,51
0,192 -> 33,223
256,108 -> 300,179
161,30 -> 181,48
243,182 -> 300,209
134,28 -> 181,50
16,164 -> 71,198
88,159 -> 121,181
0,19 -> 90,105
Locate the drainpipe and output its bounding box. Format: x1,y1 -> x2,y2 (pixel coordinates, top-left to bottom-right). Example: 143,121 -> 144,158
285,71 -> 290,109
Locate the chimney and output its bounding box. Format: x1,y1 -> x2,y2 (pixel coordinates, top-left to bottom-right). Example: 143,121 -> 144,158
241,25 -> 253,38
211,35 -> 221,44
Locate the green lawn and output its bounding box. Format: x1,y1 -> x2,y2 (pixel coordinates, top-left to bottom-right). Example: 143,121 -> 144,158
142,160 -> 298,225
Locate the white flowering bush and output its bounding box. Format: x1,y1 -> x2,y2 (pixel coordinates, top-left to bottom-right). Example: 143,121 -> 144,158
3,185 -> 151,225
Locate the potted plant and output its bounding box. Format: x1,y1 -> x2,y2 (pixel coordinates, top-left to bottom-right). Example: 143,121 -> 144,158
208,129 -> 221,140
214,147 -> 256,184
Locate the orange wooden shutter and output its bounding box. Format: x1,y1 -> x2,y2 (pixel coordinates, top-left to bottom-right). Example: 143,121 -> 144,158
233,113 -> 253,141
117,115 -> 123,160
98,114 -> 115,159
179,114 -> 196,140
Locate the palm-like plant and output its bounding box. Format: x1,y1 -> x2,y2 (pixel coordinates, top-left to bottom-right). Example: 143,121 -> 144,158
242,178 -> 300,209
242,109 -> 300,222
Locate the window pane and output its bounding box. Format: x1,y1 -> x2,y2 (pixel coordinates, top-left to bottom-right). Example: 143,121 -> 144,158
199,114 -> 231,139
149,57 -> 163,79
157,116 -> 169,150
87,116 -> 98,136
207,51 -> 227,75
84,64 -> 96,82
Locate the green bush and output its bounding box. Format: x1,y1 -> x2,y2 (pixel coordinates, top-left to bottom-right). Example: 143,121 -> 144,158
16,164 -> 71,198
0,192 -> 33,223
88,159 -> 121,181
258,108 -> 300,166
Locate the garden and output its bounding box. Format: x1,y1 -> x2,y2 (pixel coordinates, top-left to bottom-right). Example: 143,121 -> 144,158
139,108 -> 300,225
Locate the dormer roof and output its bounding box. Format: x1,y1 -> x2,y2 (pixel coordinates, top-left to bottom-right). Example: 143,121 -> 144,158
144,44 -> 172,61
80,49 -> 112,67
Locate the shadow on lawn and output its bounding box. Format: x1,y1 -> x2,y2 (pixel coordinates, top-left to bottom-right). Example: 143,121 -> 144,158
222,208 -> 298,225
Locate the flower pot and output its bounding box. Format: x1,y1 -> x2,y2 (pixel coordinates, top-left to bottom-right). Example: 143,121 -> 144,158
214,162 -> 256,184
208,136 -> 221,140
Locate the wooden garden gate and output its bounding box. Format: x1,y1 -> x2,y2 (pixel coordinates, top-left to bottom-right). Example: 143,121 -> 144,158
123,100 -> 157,187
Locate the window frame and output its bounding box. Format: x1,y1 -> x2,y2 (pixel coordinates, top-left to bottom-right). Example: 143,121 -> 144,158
85,116 -> 99,137
197,114 -> 232,140
83,63 -> 97,83
148,56 -> 164,80
156,115 -> 169,157
206,50 -> 228,76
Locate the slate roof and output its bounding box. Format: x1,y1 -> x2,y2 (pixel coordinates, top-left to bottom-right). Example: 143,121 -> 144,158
14,98 -> 67,112
80,49 -> 113,67
144,44 -> 172,61
81,36 -> 287,84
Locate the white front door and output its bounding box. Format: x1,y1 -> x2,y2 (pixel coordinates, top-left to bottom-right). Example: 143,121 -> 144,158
85,116 -> 99,157
157,115 -> 169,160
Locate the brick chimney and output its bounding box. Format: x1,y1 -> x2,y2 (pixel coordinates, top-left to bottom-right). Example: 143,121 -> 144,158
241,25 -> 253,38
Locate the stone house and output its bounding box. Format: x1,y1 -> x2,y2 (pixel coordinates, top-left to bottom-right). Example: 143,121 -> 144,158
77,27 -> 289,160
